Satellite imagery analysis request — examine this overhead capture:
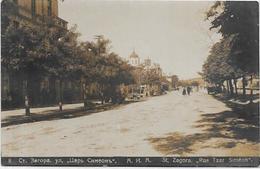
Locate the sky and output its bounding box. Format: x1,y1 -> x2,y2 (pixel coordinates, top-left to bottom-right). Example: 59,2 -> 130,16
59,0 -> 221,80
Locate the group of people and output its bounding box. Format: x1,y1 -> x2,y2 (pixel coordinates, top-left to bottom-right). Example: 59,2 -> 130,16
182,86 -> 192,95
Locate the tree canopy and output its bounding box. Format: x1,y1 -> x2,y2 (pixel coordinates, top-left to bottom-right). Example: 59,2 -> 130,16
202,35 -> 243,84
206,1 -> 259,75
1,4 -> 136,105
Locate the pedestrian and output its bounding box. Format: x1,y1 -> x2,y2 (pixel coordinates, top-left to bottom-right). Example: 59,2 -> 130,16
187,86 -> 191,95
182,88 -> 186,95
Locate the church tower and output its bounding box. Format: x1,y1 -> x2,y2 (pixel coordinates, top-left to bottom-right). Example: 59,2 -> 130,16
128,50 -> 140,67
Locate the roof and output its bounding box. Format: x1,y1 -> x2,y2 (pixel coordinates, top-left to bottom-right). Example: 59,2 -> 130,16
129,50 -> 139,58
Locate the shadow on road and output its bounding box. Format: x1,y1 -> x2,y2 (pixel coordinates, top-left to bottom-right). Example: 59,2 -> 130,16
146,94 -> 259,156
2,105 -> 107,128
1,101 -> 138,128
228,93 -> 259,103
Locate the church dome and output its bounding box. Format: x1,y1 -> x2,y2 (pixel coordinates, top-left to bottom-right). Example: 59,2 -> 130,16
129,50 -> 139,58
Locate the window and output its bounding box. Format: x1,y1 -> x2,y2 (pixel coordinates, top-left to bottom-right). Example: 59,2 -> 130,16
31,0 -> 36,16
48,0 -> 52,16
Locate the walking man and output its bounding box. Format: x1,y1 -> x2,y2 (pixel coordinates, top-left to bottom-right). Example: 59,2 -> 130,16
187,86 -> 191,95
182,88 -> 186,95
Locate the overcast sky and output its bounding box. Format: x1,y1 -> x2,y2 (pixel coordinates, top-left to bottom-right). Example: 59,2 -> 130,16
59,0 -> 221,80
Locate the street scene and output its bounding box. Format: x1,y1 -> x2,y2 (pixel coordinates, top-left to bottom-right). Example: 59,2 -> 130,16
2,90 -> 259,156
1,0 -> 259,159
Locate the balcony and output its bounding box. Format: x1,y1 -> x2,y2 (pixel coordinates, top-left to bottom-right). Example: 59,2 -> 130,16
51,16 -> 68,29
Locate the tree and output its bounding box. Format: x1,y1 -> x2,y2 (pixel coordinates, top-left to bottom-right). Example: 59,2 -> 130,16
2,0 -> 137,111
190,81 -> 199,87
1,22 -> 57,114
44,26 -> 83,110
206,1 -> 258,98
96,51 -> 134,103
2,0 -> 82,112
171,75 -> 179,89
177,80 -> 190,87
79,36 -> 135,105
202,36 -> 243,95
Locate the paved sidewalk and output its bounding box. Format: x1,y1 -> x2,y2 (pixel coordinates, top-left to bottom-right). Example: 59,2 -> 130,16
2,103 -> 84,121
1,102 -> 117,127
1,99 -> 145,127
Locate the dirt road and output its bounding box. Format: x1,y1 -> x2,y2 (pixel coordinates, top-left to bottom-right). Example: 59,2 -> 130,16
2,91 -> 259,156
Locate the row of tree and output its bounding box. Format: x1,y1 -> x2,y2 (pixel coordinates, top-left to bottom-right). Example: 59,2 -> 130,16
202,1 -> 259,98
2,1 -> 135,114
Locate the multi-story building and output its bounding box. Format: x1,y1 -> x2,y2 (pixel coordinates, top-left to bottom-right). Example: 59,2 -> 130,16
143,58 -> 152,67
1,0 -> 73,109
126,50 -> 165,97
7,0 -> 67,29
151,63 -> 163,77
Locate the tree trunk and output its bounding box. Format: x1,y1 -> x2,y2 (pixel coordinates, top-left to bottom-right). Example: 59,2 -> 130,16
234,79 -> 238,95
221,83 -> 225,93
100,85 -> 104,104
250,75 -> 253,103
83,83 -> 87,109
49,77 -> 56,104
101,92 -> 104,105
229,79 -> 234,96
226,80 -> 230,94
28,74 -> 40,106
242,75 -> 246,97
24,79 -> 30,116
59,79 -> 63,111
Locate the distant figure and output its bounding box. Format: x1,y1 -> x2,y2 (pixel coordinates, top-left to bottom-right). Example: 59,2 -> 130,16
182,88 -> 186,95
222,86 -> 226,93
187,86 -> 191,95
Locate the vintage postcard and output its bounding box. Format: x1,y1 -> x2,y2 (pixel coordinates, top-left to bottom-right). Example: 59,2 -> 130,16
1,0 -> 259,167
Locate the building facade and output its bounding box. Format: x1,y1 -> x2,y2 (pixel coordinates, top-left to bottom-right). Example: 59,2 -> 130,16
128,50 -> 140,67
9,0 -> 67,29
143,58 -> 152,67
1,0 -> 80,109
16,0 -> 58,17
126,50 -> 164,97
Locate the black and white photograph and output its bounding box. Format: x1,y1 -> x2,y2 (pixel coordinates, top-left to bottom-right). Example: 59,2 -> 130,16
1,0 -> 259,167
